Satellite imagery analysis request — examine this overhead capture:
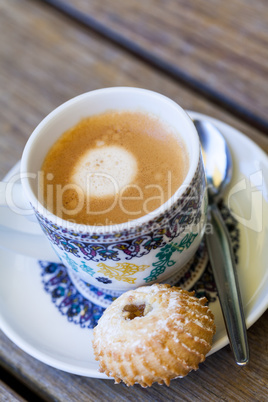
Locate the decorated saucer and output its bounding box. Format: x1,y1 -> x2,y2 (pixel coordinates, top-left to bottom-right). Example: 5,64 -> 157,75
0,112 -> 267,377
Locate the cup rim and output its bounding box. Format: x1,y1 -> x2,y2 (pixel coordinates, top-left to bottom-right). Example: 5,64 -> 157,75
21,87 -> 200,235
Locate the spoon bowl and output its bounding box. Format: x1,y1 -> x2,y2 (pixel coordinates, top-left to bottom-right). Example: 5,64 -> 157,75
194,120 -> 232,200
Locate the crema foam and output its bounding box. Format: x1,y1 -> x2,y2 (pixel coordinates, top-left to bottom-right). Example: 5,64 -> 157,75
40,111 -> 189,225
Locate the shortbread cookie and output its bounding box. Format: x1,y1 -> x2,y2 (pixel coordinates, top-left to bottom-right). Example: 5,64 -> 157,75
93,284 -> 216,387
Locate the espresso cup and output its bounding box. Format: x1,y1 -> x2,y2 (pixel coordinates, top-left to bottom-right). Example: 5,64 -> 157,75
0,88 -> 207,292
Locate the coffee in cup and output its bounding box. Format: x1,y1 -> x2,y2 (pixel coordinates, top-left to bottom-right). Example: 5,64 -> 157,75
40,110 -> 189,226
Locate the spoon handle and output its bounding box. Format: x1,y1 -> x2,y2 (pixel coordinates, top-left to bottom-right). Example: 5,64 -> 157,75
206,203 -> 249,365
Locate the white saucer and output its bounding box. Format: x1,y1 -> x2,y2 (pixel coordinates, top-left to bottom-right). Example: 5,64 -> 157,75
0,112 -> 268,378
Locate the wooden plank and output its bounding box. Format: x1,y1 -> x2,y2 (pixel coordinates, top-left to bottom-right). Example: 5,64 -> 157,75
0,0 -> 267,180
0,379 -> 27,402
1,312 -> 267,401
0,0 -> 267,400
52,0 -> 268,132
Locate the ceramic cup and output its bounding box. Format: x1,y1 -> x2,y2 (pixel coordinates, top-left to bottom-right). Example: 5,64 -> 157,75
0,88 -> 207,292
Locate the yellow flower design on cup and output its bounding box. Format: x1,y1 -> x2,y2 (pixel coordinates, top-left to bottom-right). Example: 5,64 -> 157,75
97,263 -> 149,284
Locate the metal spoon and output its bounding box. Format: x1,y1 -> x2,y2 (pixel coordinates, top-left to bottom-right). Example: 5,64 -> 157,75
194,119 -> 249,366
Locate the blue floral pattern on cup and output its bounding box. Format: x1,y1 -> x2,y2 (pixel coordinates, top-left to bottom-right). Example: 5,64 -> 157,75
39,199 -> 240,328
36,155 -> 206,289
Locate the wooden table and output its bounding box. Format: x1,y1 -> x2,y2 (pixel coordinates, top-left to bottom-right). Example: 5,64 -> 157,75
0,0 -> 267,400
